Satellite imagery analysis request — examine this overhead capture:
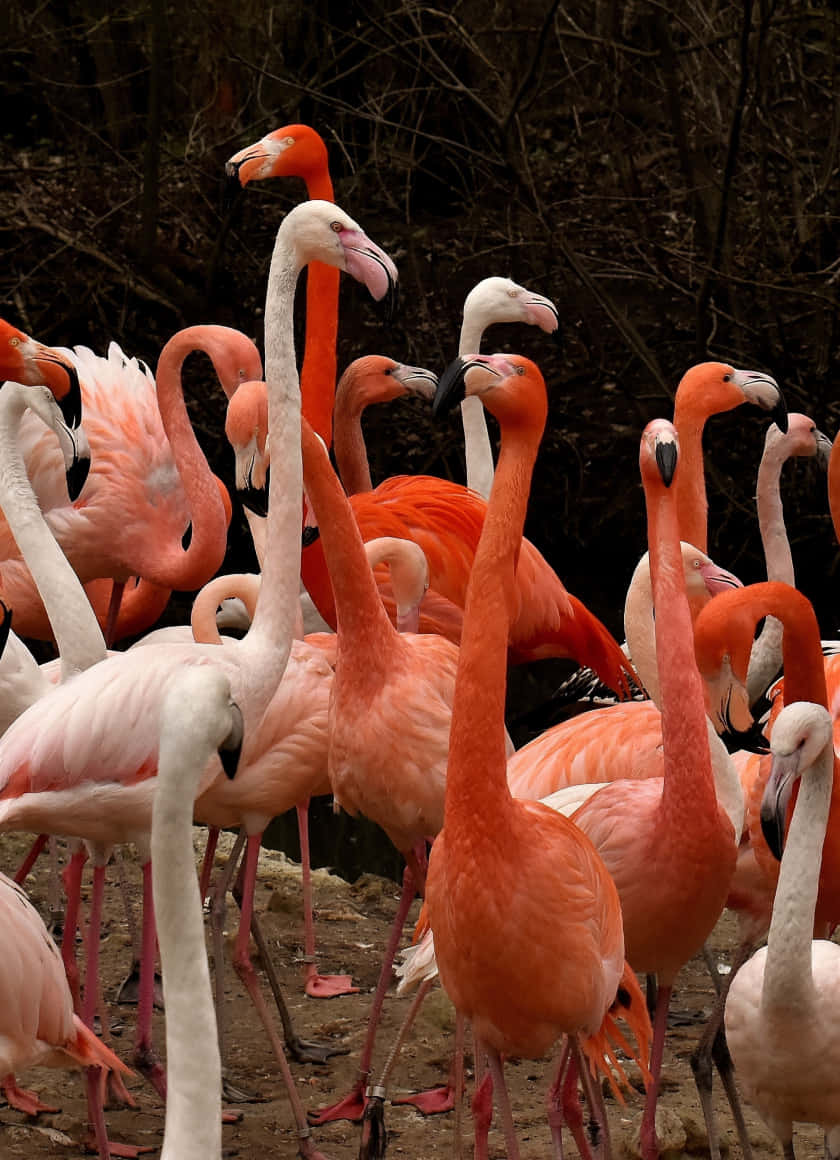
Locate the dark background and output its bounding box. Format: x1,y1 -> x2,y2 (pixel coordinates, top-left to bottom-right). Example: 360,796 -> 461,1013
3,1 -> 839,874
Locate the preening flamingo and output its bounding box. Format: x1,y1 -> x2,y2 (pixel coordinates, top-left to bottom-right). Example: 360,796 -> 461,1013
0,200 -> 397,1156
0,869 -> 131,1157
725,701 -> 840,1157
152,664 -> 243,1160
0,329 -> 258,641
425,353 -> 651,1160
225,123 -> 338,445
0,316 -> 82,429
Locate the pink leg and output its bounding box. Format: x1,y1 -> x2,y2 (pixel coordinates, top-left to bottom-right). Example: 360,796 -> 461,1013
297,801 -> 358,998
84,1066 -> 154,1159
571,1036 -> 609,1160
61,845 -> 88,1013
2,1073 -> 59,1115
132,860 -> 167,1100
471,1053 -> 493,1160
13,832 -> 48,885
308,859 -> 420,1125
199,825 -> 220,904
640,984 -> 673,1160
485,1048 -> 520,1160
104,580 -> 125,648
232,834 -> 329,1160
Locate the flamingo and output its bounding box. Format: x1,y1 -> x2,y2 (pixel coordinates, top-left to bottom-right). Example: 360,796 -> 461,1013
425,353 -> 651,1160
0,869 -> 132,1157
725,700 -> 840,1157
0,200 -> 397,1158
0,316 -> 82,430
0,329 -> 260,642
152,664 -> 242,1160
225,123 -> 338,445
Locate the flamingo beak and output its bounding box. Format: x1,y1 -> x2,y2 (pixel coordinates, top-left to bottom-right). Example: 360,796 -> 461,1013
65,443 -> 91,502
654,438 -> 677,487
432,357 -> 473,416
760,748 -> 800,860
33,353 -> 83,430
0,602 -> 12,657
219,703 -> 244,779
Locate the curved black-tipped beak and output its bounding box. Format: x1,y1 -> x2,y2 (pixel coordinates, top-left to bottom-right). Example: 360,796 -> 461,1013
37,357 -> 82,430
302,524 -> 320,548
239,481 -> 268,519
655,440 -> 677,487
222,166 -> 243,214
219,703 -> 243,779
181,522 -> 193,551
66,452 -> 90,502
719,716 -> 769,756
0,601 -> 12,658
759,750 -> 799,861
382,277 -> 399,326
770,390 -> 788,435
432,357 -> 469,418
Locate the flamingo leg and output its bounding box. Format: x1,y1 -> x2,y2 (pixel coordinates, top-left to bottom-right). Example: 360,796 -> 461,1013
452,1013 -> 466,1160
2,1073 -> 59,1115
308,859 -> 420,1125
691,937 -> 756,1160
485,1048 -> 520,1160
61,844 -> 88,1013
13,832 -> 48,885
230,833 -> 330,1160
103,579 -> 125,648
547,1039 -> 596,1160
571,1037 -> 609,1160
132,860 -> 166,1100
471,1052 -> 492,1160
640,984 -> 672,1160
199,824 -> 221,904
298,801 -> 358,998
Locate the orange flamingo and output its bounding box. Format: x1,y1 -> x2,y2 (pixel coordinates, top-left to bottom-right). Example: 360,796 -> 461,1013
225,123 -> 337,445
0,317 -> 82,429
425,353 -> 651,1160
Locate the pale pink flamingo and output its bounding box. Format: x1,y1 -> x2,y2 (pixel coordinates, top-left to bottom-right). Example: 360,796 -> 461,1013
0,200 -> 397,1159
0,869 -> 131,1157
724,700 -> 840,1158
152,664 -> 242,1160
425,353 -> 651,1160
0,316 -> 82,429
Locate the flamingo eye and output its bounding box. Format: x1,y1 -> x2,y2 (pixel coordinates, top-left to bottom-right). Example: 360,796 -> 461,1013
693,559 -> 701,569
723,374 -> 731,382
284,136 -> 295,146
9,337 -> 19,347
722,652 -> 731,665
507,289 -> 517,298
515,365 -> 525,376
238,368 -> 246,380
330,221 -> 343,234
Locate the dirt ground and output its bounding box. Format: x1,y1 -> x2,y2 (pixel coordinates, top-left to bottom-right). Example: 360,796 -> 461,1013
0,829 -> 825,1160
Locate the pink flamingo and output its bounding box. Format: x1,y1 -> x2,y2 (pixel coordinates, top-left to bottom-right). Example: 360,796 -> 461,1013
425,353 -> 651,1160
0,200 -> 397,1159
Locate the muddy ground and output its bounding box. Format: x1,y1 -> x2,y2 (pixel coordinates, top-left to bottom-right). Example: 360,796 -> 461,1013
0,828 -> 824,1160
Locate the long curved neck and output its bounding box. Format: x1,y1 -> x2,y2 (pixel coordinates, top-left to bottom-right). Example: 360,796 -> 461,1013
747,439 -> 792,700
647,477 -> 716,824
235,234 -> 306,721
774,586 -> 827,707
458,316 -> 494,500
300,170 -> 338,448
301,419 -> 396,675
152,696 -> 222,1160
0,393 -> 106,677
672,393 -> 711,553
623,556 -> 659,705
830,433 -> 840,547
762,739 -> 833,1008
446,420 -> 540,827
149,332 -> 230,589
332,375 -> 373,494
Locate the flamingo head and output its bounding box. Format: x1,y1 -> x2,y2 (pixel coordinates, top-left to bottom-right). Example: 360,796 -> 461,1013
0,318 -> 82,430
432,352 -> 547,431
463,277 -> 559,337
337,356 -> 437,411
281,201 -> 399,322
364,536 -> 430,634
676,362 -> 788,433
225,380 -> 270,515
224,123 -> 330,200
763,411 -> 831,466
760,700 -> 833,859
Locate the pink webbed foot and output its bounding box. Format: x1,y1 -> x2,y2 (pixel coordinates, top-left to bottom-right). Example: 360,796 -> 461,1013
307,1080 -> 367,1125
2,1075 -> 59,1115
303,963 -> 360,999
103,1068 -> 138,1110
391,1083 -> 455,1115
82,1131 -> 155,1157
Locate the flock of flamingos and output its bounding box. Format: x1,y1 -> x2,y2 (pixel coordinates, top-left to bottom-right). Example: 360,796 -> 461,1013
0,119 -> 839,1160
